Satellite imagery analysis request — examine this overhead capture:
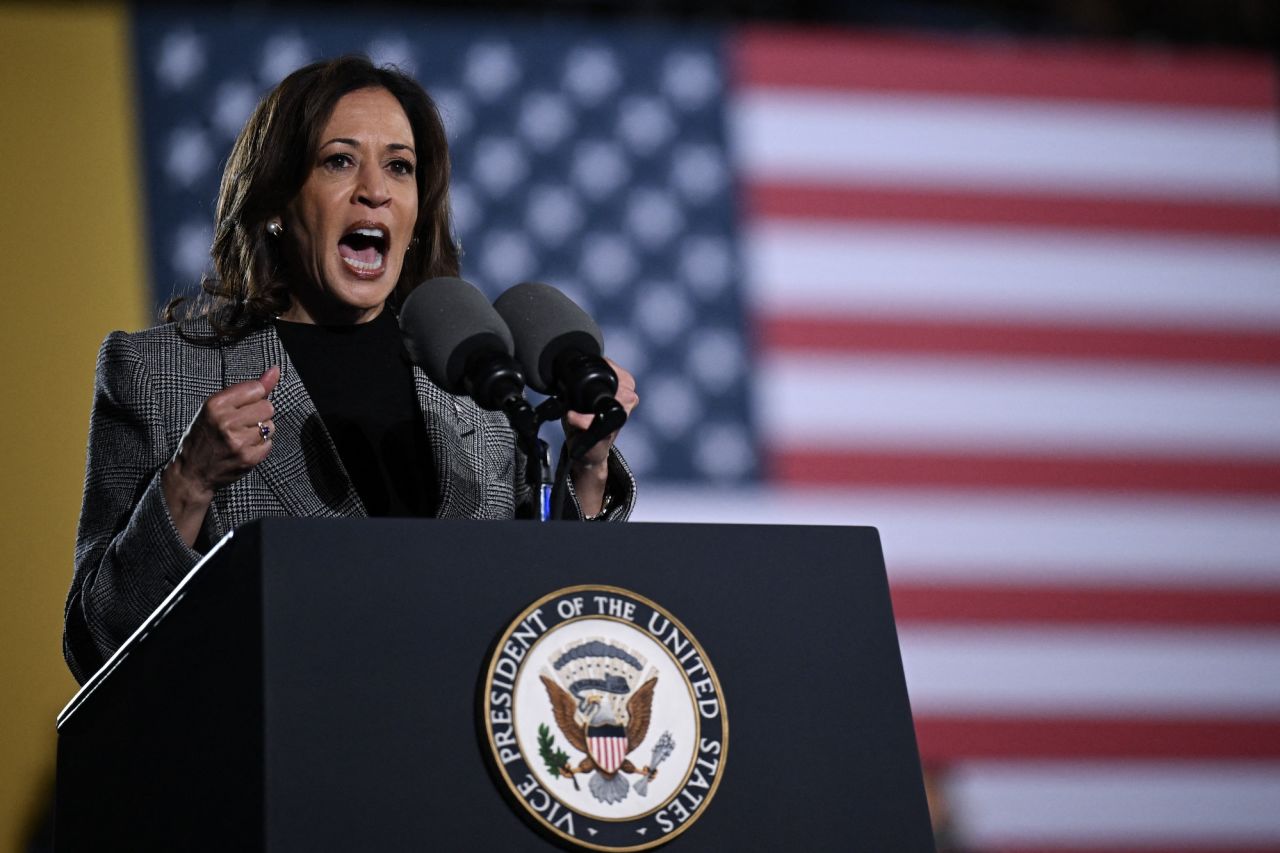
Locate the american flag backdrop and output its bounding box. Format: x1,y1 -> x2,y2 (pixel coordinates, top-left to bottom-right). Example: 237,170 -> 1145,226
133,8 -> 1280,851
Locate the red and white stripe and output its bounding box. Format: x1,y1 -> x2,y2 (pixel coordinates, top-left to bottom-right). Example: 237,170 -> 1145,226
589,734 -> 628,775
637,27 -> 1280,851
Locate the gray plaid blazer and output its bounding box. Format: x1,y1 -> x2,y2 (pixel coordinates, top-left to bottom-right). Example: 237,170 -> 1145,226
65,319 -> 635,683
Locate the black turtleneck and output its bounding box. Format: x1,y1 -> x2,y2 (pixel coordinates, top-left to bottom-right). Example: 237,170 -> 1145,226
275,310 -> 437,517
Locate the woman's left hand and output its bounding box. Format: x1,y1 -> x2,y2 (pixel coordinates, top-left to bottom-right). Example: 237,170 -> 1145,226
565,358 -> 638,516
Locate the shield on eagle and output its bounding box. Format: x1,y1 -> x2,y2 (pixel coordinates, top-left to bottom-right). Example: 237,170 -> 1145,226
587,724 -> 629,775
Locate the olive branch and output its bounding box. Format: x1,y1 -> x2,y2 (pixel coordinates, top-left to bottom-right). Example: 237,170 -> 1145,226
538,723 -> 580,790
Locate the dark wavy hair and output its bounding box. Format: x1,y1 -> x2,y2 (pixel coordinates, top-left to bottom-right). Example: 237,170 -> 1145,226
166,55 -> 459,340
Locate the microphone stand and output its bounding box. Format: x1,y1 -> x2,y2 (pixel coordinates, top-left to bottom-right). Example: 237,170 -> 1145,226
501,396 -> 553,522
529,438 -> 553,521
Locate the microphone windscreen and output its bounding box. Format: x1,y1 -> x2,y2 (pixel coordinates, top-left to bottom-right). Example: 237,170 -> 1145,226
399,277 -> 515,394
493,282 -> 603,394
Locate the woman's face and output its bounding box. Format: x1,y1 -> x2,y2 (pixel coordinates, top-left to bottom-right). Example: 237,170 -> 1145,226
280,87 -> 418,324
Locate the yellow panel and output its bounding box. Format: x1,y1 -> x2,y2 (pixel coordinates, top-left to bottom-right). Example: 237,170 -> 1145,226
0,2 -> 146,848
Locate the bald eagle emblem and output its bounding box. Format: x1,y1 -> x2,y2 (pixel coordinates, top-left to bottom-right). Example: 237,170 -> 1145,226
539,638 -> 671,805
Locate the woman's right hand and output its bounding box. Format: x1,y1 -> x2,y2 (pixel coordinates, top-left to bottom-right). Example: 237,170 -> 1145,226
161,366 -> 280,546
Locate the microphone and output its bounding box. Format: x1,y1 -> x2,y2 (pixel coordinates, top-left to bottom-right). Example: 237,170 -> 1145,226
399,277 -> 527,417
493,282 -> 627,457
400,277 -> 552,518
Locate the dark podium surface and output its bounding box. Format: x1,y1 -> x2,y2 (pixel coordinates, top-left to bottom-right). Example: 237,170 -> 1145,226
56,519 -> 933,852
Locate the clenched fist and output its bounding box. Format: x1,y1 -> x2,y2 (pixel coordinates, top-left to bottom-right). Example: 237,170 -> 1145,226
161,366 -> 279,546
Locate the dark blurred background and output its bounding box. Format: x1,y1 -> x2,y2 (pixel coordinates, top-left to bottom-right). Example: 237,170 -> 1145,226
153,0 -> 1280,48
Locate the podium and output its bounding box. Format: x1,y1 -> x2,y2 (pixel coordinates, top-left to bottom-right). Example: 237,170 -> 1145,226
55,519 -> 933,851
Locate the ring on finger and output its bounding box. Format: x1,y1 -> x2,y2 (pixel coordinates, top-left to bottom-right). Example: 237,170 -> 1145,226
257,420 -> 272,443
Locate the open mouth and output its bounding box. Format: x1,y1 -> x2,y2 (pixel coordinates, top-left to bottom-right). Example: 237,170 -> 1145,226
338,225 -> 388,275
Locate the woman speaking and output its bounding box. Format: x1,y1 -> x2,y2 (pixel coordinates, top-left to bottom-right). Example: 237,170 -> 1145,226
64,57 -> 638,684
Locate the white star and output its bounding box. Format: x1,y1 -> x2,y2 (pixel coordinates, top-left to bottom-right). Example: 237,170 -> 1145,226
562,45 -> 621,106
626,189 -> 685,249
671,143 -> 728,204
678,236 -> 733,300
579,234 -> 637,296
617,95 -> 676,156
259,33 -> 311,85
212,79 -> 259,140
165,126 -> 213,188
571,140 -> 630,201
686,328 -> 743,393
526,185 -> 584,247
471,136 -> 529,198
518,91 -> 575,152
171,219 -> 214,282
465,42 -> 520,101
643,374 -> 701,438
635,283 -> 694,346
662,50 -> 719,110
155,29 -> 206,92
479,230 -> 537,287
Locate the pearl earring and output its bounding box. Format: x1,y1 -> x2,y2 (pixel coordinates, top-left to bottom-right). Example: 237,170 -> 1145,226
266,219 -> 283,237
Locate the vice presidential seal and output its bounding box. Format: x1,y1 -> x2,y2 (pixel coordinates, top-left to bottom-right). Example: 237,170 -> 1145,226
484,585 -> 728,851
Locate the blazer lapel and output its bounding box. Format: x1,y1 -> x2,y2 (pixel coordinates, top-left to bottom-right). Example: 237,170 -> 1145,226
220,325 -> 366,521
